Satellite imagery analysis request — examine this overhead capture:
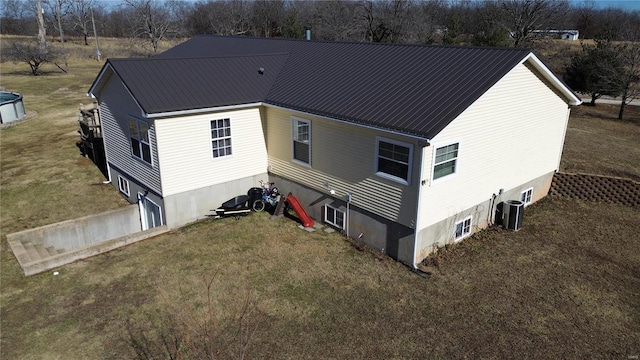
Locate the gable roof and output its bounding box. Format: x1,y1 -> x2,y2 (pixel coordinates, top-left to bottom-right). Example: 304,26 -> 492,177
89,53 -> 288,115
90,35 -> 581,140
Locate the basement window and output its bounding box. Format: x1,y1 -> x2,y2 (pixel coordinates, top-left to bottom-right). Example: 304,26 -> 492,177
520,187 -> 533,205
324,204 -> 345,229
454,216 -> 472,241
118,176 -> 130,197
129,118 -> 152,165
211,118 -> 232,158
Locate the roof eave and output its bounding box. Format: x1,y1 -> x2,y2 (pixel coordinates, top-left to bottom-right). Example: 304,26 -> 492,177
523,53 -> 582,106
146,102 -> 264,119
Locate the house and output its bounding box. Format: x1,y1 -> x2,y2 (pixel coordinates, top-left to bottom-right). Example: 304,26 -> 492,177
88,35 -> 581,267
531,29 -> 580,41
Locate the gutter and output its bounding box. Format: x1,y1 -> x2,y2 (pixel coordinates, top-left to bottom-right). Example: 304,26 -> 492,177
263,103 -> 431,142
146,102 -> 264,119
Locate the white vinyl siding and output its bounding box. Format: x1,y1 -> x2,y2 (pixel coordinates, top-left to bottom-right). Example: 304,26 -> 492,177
265,106 -> 420,226
417,61 -> 571,229
155,108 -> 267,196
98,75 -> 161,194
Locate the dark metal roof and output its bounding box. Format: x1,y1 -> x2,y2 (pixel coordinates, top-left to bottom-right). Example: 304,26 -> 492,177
94,35 -> 560,139
103,54 -> 288,114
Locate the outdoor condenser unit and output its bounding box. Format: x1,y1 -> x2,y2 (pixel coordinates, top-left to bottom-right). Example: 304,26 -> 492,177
502,200 -> 524,231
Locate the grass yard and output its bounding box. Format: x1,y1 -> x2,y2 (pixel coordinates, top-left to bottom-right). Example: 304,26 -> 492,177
561,103 -> 640,181
1,37 -> 639,359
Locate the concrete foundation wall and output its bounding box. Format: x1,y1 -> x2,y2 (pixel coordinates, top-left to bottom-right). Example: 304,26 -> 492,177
414,171 -> 554,263
7,205 -> 141,251
270,174 -> 415,264
163,173 -> 268,229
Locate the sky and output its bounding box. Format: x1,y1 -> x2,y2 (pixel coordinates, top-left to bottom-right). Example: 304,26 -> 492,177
571,0 -> 640,11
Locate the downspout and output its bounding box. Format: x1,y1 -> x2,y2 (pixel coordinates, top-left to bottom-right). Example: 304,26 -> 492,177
412,141 -> 430,270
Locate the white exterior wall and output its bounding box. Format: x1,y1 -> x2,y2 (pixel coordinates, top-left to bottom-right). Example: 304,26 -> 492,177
265,106 -> 420,227
416,61 -> 571,233
154,108 -> 268,196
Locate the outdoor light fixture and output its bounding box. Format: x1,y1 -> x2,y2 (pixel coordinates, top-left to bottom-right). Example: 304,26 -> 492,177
324,182 -> 336,195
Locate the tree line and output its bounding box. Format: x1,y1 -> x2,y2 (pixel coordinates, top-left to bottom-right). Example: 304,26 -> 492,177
1,0 -> 639,47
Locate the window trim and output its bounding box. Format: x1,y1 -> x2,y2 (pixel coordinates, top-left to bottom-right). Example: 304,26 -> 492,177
128,117 -> 152,166
292,117 -> 311,166
324,204 -> 345,230
375,136 -> 413,185
118,176 -> 130,197
432,141 -> 460,182
520,187 -> 534,206
210,118 -> 233,159
453,216 -> 472,242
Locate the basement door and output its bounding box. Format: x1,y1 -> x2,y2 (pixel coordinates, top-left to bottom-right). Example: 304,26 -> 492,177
138,193 -> 162,230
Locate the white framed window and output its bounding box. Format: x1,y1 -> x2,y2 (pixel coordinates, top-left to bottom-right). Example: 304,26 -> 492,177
118,176 -> 130,196
520,187 -> 533,205
129,118 -> 152,165
375,137 -> 413,185
211,118 -> 232,158
292,117 -> 311,165
433,142 -> 459,180
324,204 -> 345,229
454,216 -> 472,241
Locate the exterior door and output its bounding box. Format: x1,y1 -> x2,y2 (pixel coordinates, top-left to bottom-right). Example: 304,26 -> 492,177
138,193 -> 162,230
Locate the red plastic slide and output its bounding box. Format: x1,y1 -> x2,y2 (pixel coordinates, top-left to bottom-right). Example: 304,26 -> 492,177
285,193 -> 315,228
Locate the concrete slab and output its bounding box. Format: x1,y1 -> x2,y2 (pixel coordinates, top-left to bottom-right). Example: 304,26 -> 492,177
323,227 -> 336,234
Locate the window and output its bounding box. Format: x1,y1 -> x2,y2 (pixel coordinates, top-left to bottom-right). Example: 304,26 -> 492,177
292,118 -> 311,165
211,118 -> 232,158
324,204 -> 345,229
118,176 -> 130,196
129,118 -> 152,165
376,138 -> 413,184
454,216 -> 472,241
433,143 -> 459,180
520,187 -> 533,205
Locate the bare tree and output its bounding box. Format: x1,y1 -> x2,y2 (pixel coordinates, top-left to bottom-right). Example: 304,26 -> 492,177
251,0 -> 285,37
616,22 -> 640,120
6,39 -> 58,75
311,0 -> 362,41
1,0 -> 37,35
499,0 -> 570,47
43,0 -> 69,69
125,0 -> 173,54
36,0 -> 47,52
360,0 -> 411,43
188,0 -> 252,36
68,0 -> 92,45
